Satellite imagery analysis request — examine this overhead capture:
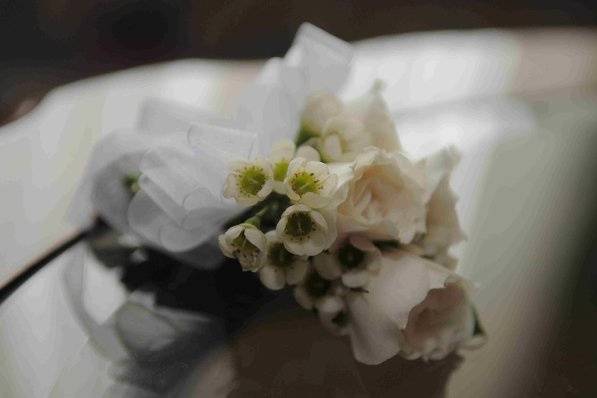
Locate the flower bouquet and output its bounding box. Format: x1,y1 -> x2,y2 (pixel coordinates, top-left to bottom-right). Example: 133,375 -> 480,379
70,23 -> 485,386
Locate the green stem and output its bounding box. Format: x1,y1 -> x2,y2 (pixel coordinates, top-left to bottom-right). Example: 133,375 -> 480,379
244,207 -> 268,228
295,126 -> 318,147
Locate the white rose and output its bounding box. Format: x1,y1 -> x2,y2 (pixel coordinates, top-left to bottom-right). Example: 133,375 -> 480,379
338,147 -> 426,244
276,204 -> 337,256
400,281 -> 476,361
258,231 -> 309,290
223,159 -> 273,206
344,250 -> 468,365
218,223 -> 266,271
284,157 -> 338,209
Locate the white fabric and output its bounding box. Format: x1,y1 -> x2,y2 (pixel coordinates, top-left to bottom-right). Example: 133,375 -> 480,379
74,23 -> 353,259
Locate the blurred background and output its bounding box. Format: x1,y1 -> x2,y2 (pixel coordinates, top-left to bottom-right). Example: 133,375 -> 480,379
2,0 -> 597,125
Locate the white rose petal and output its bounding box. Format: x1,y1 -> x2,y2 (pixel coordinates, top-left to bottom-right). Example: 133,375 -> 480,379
415,147 -> 466,269
400,282 -> 476,360
345,250 -> 466,365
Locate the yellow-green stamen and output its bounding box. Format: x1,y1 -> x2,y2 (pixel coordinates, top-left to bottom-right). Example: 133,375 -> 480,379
273,161 -> 289,182
238,166 -> 267,196
290,171 -> 321,196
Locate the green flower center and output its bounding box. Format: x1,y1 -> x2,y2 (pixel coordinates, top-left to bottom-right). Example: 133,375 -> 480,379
285,212 -> 315,238
238,166 -> 267,196
290,171 -> 321,196
273,161 -> 289,182
338,243 -> 365,270
305,272 -> 331,298
232,232 -> 259,256
268,242 -> 295,268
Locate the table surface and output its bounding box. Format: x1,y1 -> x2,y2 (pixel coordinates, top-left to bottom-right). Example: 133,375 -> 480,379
2,28 -> 597,397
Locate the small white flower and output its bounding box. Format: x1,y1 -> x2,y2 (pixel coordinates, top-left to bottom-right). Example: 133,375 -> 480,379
313,235 -> 381,288
270,139 -> 296,194
218,223 -> 266,271
276,204 -> 336,256
293,270 -> 347,312
223,159 -> 273,206
284,158 -> 337,209
300,92 -> 343,138
258,231 -> 309,290
318,116 -> 372,162
338,147 -> 426,244
295,145 -> 321,162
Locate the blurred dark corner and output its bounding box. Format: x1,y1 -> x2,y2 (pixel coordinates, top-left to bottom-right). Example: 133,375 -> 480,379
1,0 -> 597,124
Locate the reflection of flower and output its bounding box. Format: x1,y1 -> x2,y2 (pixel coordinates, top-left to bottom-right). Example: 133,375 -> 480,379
401,281 -> 475,360
284,158 -> 337,208
218,223 -> 266,271
258,231 -> 309,290
276,204 -> 336,256
224,159 -> 273,206
338,148 -> 426,244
